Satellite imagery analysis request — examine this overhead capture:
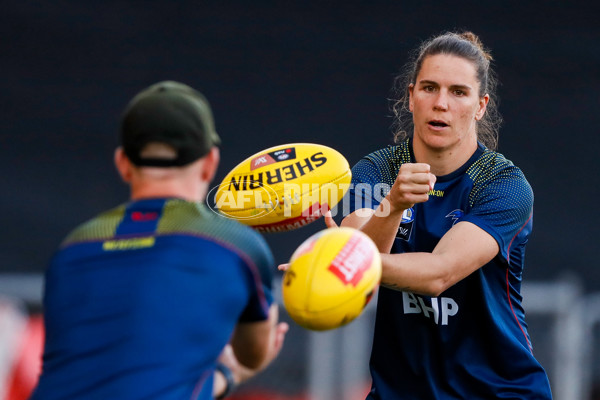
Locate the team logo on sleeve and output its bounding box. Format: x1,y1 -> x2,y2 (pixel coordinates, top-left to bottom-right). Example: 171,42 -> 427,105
396,207 -> 415,241
446,209 -> 464,225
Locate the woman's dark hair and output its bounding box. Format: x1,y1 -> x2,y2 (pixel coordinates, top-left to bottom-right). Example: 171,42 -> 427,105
391,31 -> 502,150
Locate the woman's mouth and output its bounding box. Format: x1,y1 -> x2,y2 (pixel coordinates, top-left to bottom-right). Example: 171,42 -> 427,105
428,120 -> 449,130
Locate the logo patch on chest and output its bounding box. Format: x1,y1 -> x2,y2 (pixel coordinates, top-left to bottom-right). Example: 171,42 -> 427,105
445,209 -> 464,226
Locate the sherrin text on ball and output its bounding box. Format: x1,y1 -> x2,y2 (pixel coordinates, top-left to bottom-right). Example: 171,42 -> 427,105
211,143 -> 352,232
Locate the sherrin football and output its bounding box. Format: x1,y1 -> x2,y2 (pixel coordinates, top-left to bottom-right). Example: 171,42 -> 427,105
212,143 -> 351,232
282,227 -> 382,331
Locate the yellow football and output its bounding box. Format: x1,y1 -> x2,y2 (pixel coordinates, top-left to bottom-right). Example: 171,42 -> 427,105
210,143 -> 351,232
282,227 -> 381,331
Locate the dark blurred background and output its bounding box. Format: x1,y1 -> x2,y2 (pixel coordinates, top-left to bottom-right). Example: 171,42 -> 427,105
2,0 -> 598,290
2,1 -> 600,399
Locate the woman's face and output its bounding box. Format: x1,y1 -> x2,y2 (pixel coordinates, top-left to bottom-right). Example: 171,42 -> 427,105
409,54 -> 488,152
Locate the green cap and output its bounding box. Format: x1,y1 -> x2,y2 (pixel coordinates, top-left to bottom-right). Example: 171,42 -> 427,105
120,81 -> 221,167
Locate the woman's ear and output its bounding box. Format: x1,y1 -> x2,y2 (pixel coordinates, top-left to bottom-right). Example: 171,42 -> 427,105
114,147 -> 133,183
475,94 -> 490,121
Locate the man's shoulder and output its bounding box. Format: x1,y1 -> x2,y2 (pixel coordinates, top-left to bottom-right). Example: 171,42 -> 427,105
160,200 -> 274,266
59,199 -> 273,266
160,200 -> 267,246
61,204 -> 127,247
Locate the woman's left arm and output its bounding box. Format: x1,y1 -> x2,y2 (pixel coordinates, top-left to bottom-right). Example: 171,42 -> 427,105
380,221 -> 499,296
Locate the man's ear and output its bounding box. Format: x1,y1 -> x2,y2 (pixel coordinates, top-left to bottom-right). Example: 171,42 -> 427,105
114,147 -> 133,183
200,147 -> 220,183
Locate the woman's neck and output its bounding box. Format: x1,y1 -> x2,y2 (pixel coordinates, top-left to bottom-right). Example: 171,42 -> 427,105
411,136 -> 478,176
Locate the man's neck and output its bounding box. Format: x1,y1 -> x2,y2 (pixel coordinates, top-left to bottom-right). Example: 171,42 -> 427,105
129,180 -> 208,203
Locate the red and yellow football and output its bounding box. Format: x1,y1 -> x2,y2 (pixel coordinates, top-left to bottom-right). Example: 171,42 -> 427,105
282,227 -> 381,331
212,143 -> 351,232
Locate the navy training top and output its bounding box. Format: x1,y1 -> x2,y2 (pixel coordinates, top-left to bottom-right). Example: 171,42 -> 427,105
31,198 -> 273,400
348,140 -> 552,399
